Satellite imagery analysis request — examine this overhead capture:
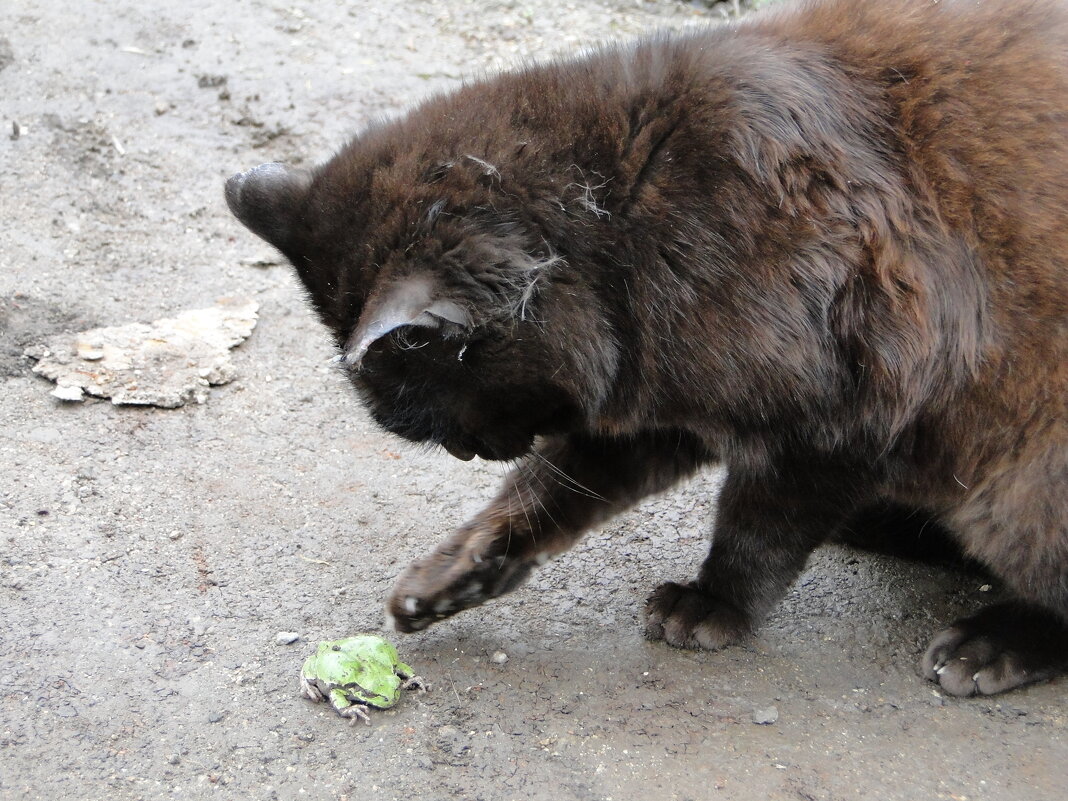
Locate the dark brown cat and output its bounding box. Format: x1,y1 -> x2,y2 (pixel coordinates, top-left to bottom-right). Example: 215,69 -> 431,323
226,0 -> 1068,696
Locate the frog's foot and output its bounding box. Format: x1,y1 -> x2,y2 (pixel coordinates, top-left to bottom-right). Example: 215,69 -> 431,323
401,675 -> 429,694
300,675 -> 324,702
387,521 -> 540,633
923,601 -> 1068,696
338,704 -> 372,726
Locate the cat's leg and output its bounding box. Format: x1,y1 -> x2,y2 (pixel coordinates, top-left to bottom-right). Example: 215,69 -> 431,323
388,431 -> 711,632
923,475 -> 1068,695
645,466 -> 854,649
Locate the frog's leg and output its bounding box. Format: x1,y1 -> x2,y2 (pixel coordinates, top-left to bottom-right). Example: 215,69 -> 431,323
388,431 -> 711,632
396,663 -> 429,693
329,688 -> 371,725
300,674 -> 324,702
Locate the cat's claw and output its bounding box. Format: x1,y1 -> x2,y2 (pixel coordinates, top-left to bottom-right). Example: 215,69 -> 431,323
644,581 -> 751,650
922,602 -> 1068,696
923,630 -> 1036,696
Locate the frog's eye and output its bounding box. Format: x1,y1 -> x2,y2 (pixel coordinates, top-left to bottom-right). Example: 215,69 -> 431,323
331,645 -> 341,651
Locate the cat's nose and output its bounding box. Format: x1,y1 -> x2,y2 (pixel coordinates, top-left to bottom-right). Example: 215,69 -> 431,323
442,441 -> 476,461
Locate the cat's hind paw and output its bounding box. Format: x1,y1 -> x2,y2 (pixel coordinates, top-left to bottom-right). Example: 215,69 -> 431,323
923,602 -> 1068,696
644,581 -> 751,650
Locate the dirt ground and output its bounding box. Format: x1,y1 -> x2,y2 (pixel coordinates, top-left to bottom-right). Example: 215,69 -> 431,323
1,1 -> 1065,799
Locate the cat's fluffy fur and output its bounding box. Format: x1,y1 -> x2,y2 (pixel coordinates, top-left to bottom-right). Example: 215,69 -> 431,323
227,0 -> 1068,696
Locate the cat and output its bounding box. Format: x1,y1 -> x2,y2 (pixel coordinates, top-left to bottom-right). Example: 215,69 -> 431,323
226,0 -> 1068,696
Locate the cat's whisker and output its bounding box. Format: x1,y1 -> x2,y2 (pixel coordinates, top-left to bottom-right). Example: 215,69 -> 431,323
531,450 -> 608,503
512,474 -> 535,555
521,482 -> 541,547
523,464 -> 562,538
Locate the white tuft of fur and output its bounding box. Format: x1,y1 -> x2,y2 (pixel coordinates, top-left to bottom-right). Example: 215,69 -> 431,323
464,154 -> 501,180
510,250 -> 564,321
564,165 -> 612,219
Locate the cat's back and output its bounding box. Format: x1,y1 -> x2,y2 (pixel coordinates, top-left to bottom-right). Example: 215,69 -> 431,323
757,0 -> 1068,271
330,0 -> 1068,315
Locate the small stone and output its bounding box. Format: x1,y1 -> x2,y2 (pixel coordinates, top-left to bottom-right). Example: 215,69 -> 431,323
491,650 -> 508,664
0,37 -> 13,72
275,631 -> 300,645
979,584 -> 992,592
51,384 -> 84,402
752,706 -> 779,725
197,74 -> 227,89
239,252 -> 282,268
76,341 -> 105,360
207,710 -> 226,723
167,753 -> 181,765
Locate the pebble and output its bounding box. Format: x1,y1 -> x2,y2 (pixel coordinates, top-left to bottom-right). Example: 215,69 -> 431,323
752,706 -> 779,725
51,385 -> 84,401
491,650 -> 508,664
275,631 -> 300,645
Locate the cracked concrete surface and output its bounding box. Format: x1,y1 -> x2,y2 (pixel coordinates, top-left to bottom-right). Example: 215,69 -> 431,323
1,1 -> 1064,799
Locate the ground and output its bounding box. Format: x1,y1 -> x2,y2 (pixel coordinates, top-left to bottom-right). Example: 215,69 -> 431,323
1,1 -> 1065,799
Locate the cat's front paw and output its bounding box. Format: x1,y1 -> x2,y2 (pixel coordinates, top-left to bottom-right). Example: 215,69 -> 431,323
387,526 -> 535,632
644,581 -> 751,650
923,602 -> 1068,696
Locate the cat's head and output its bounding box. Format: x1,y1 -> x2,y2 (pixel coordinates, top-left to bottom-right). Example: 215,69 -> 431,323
226,158 -> 618,461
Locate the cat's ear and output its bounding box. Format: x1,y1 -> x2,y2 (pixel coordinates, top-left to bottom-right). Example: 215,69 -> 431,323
343,275 -> 471,367
224,162 -> 312,250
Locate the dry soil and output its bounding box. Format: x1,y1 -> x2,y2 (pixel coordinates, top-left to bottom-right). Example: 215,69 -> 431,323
1,1 -> 1065,800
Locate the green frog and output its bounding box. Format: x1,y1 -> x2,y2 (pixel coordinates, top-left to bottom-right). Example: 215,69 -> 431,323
299,635 -> 427,724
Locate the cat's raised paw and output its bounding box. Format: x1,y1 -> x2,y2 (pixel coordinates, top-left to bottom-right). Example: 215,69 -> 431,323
644,582 -> 751,650
387,541 -> 534,633
923,602 -> 1068,696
